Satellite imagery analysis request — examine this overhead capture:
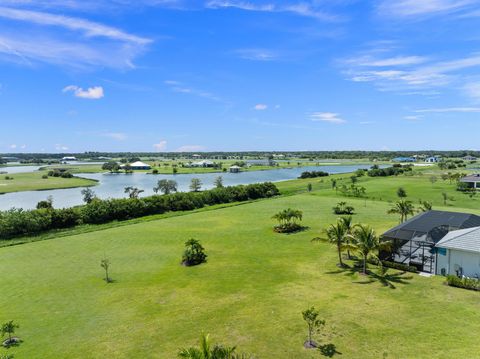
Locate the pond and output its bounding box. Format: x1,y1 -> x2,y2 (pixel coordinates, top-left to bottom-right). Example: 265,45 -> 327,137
0,164 -> 375,210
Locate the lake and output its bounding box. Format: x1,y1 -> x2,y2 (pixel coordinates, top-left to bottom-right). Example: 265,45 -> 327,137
0,164 -> 374,210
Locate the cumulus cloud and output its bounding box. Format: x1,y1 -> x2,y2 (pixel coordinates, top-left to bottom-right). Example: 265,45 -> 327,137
153,140 -> 168,151
310,112 -> 346,124
55,144 -> 69,151
63,85 -> 104,99
254,103 -> 268,110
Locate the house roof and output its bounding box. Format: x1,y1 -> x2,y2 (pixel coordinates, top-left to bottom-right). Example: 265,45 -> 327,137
436,226 -> 480,253
229,165 -> 241,169
460,174 -> 480,183
382,210 -> 480,242
129,161 -> 150,167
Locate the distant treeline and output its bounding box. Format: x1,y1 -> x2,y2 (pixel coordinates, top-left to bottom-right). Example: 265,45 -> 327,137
2,150 -> 480,162
0,182 -> 279,239
298,171 -> 329,179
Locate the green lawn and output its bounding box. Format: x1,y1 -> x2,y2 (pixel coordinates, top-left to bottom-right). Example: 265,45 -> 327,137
0,172 -> 97,194
1,191 -> 480,358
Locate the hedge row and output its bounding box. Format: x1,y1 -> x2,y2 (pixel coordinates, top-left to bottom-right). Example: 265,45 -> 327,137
446,275 -> 480,291
298,171 -> 329,179
0,182 -> 279,239
367,166 -> 412,177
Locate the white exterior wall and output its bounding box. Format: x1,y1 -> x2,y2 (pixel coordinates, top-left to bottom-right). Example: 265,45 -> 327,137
436,248 -> 480,278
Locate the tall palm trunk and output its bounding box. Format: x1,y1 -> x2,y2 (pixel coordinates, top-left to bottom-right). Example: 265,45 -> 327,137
337,241 -> 343,266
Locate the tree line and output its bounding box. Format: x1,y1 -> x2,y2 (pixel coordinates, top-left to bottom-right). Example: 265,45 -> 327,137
0,182 -> 279,239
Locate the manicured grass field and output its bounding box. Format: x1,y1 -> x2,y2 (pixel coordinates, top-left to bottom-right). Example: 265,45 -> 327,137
0,172 -> 97,194
1,190 -> 480,358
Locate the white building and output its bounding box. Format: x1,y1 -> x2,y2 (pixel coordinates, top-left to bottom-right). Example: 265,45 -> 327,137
121,161 -> 151,170
61,156 -> 77,161
229,165 -> 241,173
436,227 -> 480,278
425,156 -> 441,163
190,160 -> 214,168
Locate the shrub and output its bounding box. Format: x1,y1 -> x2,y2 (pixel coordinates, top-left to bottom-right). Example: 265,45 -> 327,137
41,174 -> 48,179
368,166 -> 412,177
272,208 -> 304,233
446,275 -> 480,291
298,171 -> 329,179
332,201 -> 354,215
182,238 -> 207,266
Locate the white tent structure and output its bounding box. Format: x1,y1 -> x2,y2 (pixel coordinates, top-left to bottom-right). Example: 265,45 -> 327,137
121,161 -> 151,170
436,226 -> 480,278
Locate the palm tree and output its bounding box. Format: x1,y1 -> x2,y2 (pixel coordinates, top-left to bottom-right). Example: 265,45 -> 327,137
315,220 -> 347,267
178,334 -> 251,358
387,199 -> 415,223
350,224 -> 382,275
339,216 -> 356,259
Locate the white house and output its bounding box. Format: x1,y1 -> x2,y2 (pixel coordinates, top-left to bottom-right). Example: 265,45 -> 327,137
436,227 -> 480,278
463,155 -> 477,161
190,160 -> 214,168
229,165 -> 241,173
121,161 -> 151,170
425,156 -> 441,163
460,174 -> 480,189
61,156 -> 77,161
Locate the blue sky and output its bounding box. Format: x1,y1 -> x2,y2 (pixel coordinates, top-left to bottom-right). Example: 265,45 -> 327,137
1,0 -> 480,152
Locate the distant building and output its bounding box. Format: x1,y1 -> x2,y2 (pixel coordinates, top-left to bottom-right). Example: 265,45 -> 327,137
460,174 -> 480,189
463,155 -> 477,161
192,154 -> 202,159
121,161 -> 151,170
392,157 -> 415,163
229,165 -> 241,173
425,156 -> 441,163
61,156 -> 77,161
190,160 -> 214,168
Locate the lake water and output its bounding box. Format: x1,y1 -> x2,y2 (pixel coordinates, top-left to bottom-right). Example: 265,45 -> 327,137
0,164 -> 374,210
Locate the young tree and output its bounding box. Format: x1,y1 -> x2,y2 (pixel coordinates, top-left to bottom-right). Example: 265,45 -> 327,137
153,179 -> 177,195
330,179 -> 337,191
350,175 -> 358,184
178,333 -> 252,358
124,186 -> 144,199
214,176 -> 224,188
36,196 -> 53,209
81,188 -> 96,204
100,257 -> 111,283
1,320 -> 19,345
418,200 -> 433,212
396,187 -> 407,198
302,307 -> 325,348
190,178 -> 202,192
307,183 -> 313,192
182,239 -> 207,266
272,208 -> 303,233
429,175 -> 437,187
387,199 -> 415,223
102,161 -> 120,173
442,192 -> 448,205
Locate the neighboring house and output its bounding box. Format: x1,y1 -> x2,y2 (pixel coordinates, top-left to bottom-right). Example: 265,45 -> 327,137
463,155 -> 477,161
381,210 -> 480,273
190,160 -> 214,168
436,226 -> 480,278
459,174 -> 480,189
121,161 -> 151,170
425,156 -> 441,163
192,154 -> 202,159
62,156 -> 77,161
229,165 -> 241,173
392,157 -> 415,163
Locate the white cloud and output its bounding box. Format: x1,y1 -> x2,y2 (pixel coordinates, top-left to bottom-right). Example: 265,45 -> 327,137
55,144 -> 69,151
205,1 -> 339,21
310,112 -> 346,124
153,140 -> 168,151
9,144 -> 17,149
415,107 -> 480,113
352,55 -> 428,67
63,85 -> 104,99
0,7 -> 150,45
176,145 -> 206,152
0,6 -> 151,69
377,0 -> 476,17
235,48 -> 277,61
103,132 -> 127,141
164,80 -> 221,102
404,115 -> 422,121
464,82 -> 480,101
254,103 -> 268,110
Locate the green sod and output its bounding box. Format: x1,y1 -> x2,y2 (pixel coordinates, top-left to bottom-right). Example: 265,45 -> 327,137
1,191 -> 480,358
0,172 -> 97,194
